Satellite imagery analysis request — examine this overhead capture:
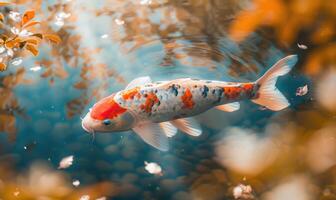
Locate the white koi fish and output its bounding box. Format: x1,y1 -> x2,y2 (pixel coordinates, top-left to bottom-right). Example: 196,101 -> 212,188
82,55 -> 298,151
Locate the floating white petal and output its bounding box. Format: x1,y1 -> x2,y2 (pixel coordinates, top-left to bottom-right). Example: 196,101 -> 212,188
297,43 -> 308,50
140,0 -> 152,5
9,11 -> 21,22
296,85 -> 308,96
56,12 -> 71,19
72,179 -> 80,187
80,195 -> 90,200
11,58 -> 23,66
0,46 -> 5,54
101,34 -> 109,39
58,155 -> 74,169
144,161 -> 162,175
114,18 -> 125,25
29,66 -> 42,72
233,184 -> 253,199
55,19 -> 65,27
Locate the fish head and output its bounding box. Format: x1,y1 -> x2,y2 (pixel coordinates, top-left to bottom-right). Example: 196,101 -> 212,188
82,94 -> 135,133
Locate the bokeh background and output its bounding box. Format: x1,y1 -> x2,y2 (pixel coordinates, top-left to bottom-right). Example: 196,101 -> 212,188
0,0 -> 335,199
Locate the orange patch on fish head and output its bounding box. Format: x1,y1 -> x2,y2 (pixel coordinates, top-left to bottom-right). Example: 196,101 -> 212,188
121,87 -> 140,100
90,94 -> 127,120
181,88 -> 194,109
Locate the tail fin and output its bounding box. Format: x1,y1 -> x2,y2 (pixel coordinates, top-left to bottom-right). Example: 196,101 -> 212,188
252,55 -> 298,111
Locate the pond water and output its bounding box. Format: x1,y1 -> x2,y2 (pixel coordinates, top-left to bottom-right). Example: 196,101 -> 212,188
0,0 -> 335,200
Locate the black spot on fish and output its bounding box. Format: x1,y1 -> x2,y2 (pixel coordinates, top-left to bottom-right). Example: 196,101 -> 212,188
202,85 -> 209,98
216,88 -> 224,103
154,89 -> 158,93
169,84 -> 179,96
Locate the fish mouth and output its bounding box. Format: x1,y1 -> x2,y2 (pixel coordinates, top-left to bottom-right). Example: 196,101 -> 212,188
81,119 -> 94,134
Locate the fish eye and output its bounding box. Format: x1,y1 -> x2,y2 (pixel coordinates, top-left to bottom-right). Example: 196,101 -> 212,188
103,119 -> 111,126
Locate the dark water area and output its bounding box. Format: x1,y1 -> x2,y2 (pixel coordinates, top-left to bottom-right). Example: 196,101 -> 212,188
0,0 -> 335,200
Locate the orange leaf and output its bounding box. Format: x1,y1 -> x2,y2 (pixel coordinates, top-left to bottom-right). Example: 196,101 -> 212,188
25,38 -> 39,45
25,44 -> 39,56
43,34 -> 61,44
74,81 -> 88,89
0,2 -> 11,6
0,13 -> 4,22
23,21 -> 40,28
5,38 -> 20,48
22,10 -> 35,25
40,69 -> 52,78
0,63 -> 6,71
32,33 -> 43,39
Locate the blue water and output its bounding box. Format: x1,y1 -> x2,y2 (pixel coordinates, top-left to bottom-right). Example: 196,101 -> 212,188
0,1 -> 312,199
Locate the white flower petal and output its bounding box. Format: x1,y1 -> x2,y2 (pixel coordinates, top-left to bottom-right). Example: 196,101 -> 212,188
58,155 -> 74,169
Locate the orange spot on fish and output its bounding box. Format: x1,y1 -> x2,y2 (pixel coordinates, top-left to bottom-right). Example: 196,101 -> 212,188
224,86 -> 241,99
122,87 -> 140,100
242,83 -> 253,91
91,95 -> 127,120
140,92 -> 159,113
181,88 -> 194,109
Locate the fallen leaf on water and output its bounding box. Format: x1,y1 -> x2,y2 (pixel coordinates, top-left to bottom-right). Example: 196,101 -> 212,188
58,155 -> 74,169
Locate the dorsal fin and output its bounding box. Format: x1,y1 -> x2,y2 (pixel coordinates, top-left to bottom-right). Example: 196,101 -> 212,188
125,76 -> 151,90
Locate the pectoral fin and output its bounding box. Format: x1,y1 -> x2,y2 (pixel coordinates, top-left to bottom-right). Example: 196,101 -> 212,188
133,122 -> 169,151
160,122 -> 178,138
171,118 -> 202,137
125,76 -> 151,90
215,102 -> 240,112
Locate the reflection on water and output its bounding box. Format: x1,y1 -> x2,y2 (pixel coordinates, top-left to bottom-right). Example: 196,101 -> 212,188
0,0 -> 335,199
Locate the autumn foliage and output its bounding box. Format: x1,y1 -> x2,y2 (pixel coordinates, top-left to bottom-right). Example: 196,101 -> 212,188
0,2 -> 61,71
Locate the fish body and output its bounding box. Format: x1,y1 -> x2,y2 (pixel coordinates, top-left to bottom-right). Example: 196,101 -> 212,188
114,79 -> 257,123
82,55 -> 298,151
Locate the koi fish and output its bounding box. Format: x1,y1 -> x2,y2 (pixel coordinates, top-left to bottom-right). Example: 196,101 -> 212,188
82,55 -> 298,151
